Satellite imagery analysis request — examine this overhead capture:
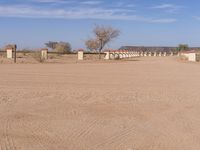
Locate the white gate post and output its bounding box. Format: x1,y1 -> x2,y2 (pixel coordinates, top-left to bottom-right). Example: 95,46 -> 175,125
78,49 -> 84,60
104,51 -> 110,60
41,48 -> 48,60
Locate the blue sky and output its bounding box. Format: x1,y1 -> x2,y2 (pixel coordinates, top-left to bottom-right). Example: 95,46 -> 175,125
0,0 -> 200,49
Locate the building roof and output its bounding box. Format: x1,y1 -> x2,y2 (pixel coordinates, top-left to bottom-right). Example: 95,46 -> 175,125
181,50 -> 197,53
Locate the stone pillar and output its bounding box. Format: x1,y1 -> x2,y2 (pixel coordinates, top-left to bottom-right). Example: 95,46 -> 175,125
6,49 -> 13,59
122,53 -> 125,58
6,44 -> 17,63
109,53 -> 114,60
144,52 -> 147,57
124,54 -> 127,58
6,44 -> 17,60
126,52 -> 129,58
78,50 -> 84,60
154,52 -> 157,57
148,52 -> 152,57
114,53 -> 119,59
159,52 -> 162,57
126,53 -> 129,58
129,52 -> 132,57
104,51 -> 110,60
119,53 -> 123,59
163,52 -> 167,57
41,48 -> 48,60
140,52 -> 144,57
170,52 -> 174,56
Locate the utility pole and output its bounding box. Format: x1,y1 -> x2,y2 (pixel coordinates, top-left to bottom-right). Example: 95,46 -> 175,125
14,45 -> 17,63
99,38 -> 103,60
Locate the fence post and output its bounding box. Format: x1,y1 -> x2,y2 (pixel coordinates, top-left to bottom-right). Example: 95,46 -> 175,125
41,48 -> 48,60
6,48 -> 13,59
148,52 -> 152,57
6,44 -> 17,63
104,51 -> 110,60
78,50 -> 84,60
14,46 -> 17,63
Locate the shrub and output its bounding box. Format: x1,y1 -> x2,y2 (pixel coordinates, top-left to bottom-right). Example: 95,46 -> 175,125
31,51 -> 44,63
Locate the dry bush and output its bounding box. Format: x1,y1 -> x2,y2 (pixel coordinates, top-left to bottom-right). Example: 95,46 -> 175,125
45,41 -> 72,54
48,53 -> 59,59
55,42 -> 71,54
0,52 -> 6,58
20,49 -> 31,56
85,39 -> 100,51
31,51 -> 44,63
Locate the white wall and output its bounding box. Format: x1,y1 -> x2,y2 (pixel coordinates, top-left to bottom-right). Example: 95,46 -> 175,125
182,53 -> 196,62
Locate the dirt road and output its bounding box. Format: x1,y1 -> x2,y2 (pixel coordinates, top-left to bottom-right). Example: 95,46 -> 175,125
1,57 -> 200,150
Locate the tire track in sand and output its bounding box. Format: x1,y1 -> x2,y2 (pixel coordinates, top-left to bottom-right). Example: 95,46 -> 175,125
66,119 -> 102,149
20,119 -> 49,150
92,125 -> 137,149
17,117 -> 70,150
2,119 -> 17,150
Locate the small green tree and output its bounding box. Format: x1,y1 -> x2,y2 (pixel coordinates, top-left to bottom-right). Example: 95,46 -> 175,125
177,44 -> 189,52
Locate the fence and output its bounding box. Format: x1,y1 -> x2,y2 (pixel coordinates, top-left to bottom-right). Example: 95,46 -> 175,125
0,49 -> 179,64
0,50 -> 106,63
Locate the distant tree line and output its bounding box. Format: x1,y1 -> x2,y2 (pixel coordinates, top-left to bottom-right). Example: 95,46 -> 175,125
25,24 -> 197,55
43,25 -> 120,58
177,44 -> 189,52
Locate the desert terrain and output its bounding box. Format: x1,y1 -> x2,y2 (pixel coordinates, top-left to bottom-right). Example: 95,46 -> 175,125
1,57 -> 200,150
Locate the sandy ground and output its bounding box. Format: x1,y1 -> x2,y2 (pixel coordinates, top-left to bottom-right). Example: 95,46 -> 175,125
1,57 -> 200,150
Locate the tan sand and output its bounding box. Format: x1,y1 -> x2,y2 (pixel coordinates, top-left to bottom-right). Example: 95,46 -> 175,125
1,57 -> 200,150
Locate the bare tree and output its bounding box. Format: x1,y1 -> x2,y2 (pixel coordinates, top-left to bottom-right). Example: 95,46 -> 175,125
85,25 -> 120,59
94,25 -> 120,52
85,39 -> 100,51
